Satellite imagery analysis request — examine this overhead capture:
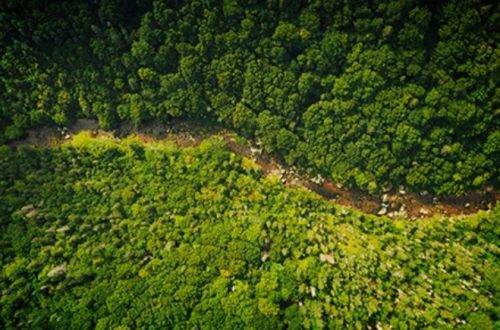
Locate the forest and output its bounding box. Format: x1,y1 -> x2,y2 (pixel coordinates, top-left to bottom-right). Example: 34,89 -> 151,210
0,134 -> 498,328
1,0 -> 498,195
1,0 -> 499,328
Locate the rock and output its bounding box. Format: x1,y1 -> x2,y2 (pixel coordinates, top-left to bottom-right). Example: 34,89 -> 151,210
398,186 -> 406,195
64,134 -> 71,140
47,263 -> 67,278
381,194 -> 389,203
390,201 -> 402,210
420,190 -> 429,196
311,174 -> 325,185
419,207 -> 430,215
432,197 -> 439,204
319,253 -> 335,265
336,183 -> 343,189
465,203 -> 470,208
377,207 -> 388,216
250,147 -> 262,155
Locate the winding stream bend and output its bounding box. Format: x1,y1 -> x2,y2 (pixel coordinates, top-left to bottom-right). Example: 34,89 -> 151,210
9,119 -> 499,219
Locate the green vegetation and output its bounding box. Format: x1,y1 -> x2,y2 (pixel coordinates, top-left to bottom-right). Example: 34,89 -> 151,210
0,134 -> 498,328
1,1 -> 498,327
1,0 -> 498,195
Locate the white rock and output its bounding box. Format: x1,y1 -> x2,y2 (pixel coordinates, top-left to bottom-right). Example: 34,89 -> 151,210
250,147 -> 262,155
419,207 -> 430,215
377,207 -> 387,216
381,194 -> 389,203
311,174 -> 325,185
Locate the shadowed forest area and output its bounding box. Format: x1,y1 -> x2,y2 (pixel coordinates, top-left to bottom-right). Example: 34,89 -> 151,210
1,0 -> 498,195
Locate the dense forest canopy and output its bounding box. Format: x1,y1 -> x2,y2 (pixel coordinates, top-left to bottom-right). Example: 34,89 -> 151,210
0,134 -> 498,328
1,0 -> 498,195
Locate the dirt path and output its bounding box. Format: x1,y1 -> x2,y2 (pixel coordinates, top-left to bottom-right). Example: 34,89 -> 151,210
9,119 -> 499,219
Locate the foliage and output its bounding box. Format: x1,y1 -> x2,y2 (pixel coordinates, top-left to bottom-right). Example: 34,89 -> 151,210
0,134 -> 498,328
0,0 -> 498,195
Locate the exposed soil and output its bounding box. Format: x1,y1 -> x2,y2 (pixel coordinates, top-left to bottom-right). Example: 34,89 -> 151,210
9,119 -> 499,219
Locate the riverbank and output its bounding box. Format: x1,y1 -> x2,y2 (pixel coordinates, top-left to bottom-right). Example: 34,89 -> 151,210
9,119 -> 498,219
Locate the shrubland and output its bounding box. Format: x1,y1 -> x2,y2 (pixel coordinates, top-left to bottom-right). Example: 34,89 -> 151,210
0,134 -> 498,328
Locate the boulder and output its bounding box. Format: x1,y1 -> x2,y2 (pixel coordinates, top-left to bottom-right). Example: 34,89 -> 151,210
377,207 -> 387,216
419,207 -> 430,215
